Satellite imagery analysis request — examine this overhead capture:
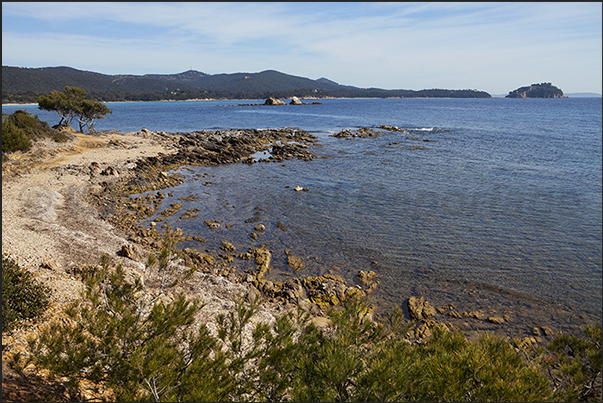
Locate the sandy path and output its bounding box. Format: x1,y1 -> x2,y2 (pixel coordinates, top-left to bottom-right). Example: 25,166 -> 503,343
2,131 -> 169,305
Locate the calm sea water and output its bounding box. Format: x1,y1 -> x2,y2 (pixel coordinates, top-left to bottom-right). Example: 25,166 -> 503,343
5,98 -> 602,335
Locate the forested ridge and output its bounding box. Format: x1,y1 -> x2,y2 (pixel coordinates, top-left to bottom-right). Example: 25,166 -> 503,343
3,66 -> 491,103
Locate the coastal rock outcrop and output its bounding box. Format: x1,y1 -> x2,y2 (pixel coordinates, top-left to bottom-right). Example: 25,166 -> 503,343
331,127 -> 380,138
135,128 -> 317,167
407,296 -> 437,321
264,97 -> 286,105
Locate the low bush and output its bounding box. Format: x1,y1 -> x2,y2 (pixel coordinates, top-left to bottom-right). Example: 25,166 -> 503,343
2,255 -> 50,332
1,120 -> 31,153
2,109 -> 70,154
548,324 -> 602,401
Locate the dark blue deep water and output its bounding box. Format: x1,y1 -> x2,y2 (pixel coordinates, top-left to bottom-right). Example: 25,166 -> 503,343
5,98 -> 602,335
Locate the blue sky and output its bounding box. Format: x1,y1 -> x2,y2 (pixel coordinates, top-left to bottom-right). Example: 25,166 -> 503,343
2,2 -> 602,94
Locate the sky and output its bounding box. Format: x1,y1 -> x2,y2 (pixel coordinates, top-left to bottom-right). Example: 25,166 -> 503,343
2,2 -> 602,95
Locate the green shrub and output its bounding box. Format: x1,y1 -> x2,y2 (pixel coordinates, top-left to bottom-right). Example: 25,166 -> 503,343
2,110 -> 70,154
1,120 -> 32,152
548,324 -> 602,401
2,255 -> 50,332
23,247 -> 237,402
260,300 -> 555,402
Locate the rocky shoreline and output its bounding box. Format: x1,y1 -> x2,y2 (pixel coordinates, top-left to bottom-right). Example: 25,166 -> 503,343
84,127 -> 374,322
2,125 -> 584,368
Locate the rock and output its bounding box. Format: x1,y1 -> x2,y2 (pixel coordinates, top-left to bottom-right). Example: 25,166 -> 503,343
436,304 -> 454,314
52,124 -> 77,132
254,224 -> 266,232
88,162 -> 100,177
281,278 -> 304,301
120,244 -> 139,261
183,248 -> 215,267
344,287 -> 366,301
159,203 -> 183,217
409,320 -> 450,341
414,322 -> 432,340
287,254 -> 304,271
220,241 -> 236,252
264,97 -> 286,105
541,326 -> 554,336
487,316 -> 506,324
100,166 -> 119,176
289,96 -> 304,105
203,220 -> 221,229
331,127 -> 380,139
356,270 -> 377,287
40,260 -> 60,271
515,336 -> 540,350
250,246 -> 272,280
246,285 -> 262,304
303,275 -> 347,306
407,296 -> 436,321
323,273 -> 345,283
298,299 -> 314,312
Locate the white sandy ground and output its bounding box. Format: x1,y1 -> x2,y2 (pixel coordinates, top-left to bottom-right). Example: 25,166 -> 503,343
2,130 -> 284,384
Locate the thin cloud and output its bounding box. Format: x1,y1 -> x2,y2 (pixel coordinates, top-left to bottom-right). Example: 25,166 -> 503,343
2,2 -> 601,93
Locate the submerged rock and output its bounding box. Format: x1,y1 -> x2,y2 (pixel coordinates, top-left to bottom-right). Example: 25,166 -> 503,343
204,220 -> 221,229
357,270 -> 377,287
287,254 -> 304,271
407,296 -> 437,321
220,241 -> 236,252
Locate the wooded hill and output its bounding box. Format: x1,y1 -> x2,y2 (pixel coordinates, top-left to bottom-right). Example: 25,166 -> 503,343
2,66 -> 491,103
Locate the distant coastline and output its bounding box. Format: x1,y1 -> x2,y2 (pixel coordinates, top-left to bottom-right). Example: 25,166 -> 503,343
2,65 -> 492,104
565,92 -> 603,98
4,93 -> 602,107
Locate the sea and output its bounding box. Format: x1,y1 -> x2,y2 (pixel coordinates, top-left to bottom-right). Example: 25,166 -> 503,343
4,97 -> 602,337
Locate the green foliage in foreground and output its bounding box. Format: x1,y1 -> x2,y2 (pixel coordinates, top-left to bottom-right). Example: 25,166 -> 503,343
2,255 -> 50,332
9,238 -> 602,402
548,324 -> 602,401
2,109 -> 69,154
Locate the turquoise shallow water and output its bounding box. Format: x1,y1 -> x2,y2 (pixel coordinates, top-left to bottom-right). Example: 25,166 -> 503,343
5,97 -> 601,335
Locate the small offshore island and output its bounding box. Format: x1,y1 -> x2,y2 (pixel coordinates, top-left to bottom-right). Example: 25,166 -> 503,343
506,82 -> 566,98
